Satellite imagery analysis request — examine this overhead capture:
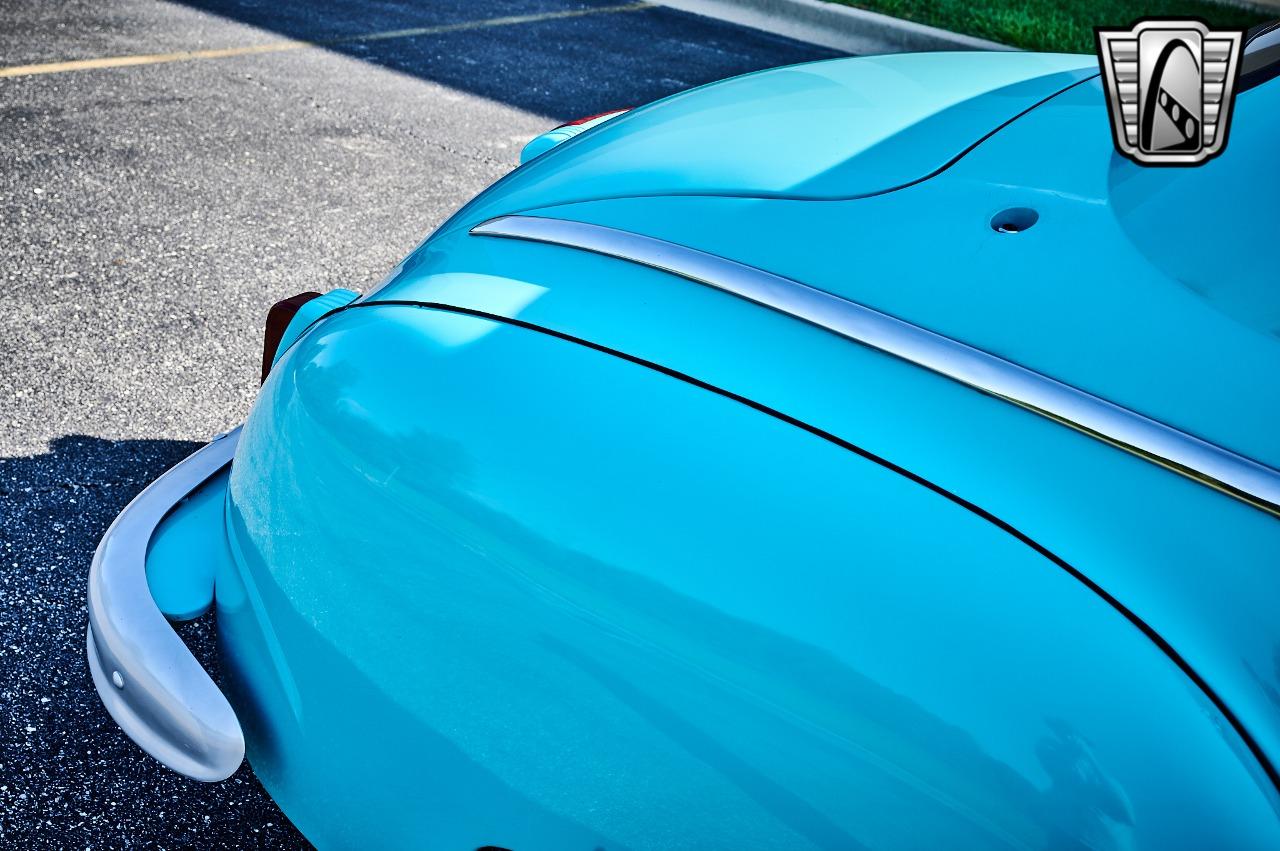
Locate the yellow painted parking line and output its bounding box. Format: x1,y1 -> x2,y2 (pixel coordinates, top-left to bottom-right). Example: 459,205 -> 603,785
0,3 -> 652,79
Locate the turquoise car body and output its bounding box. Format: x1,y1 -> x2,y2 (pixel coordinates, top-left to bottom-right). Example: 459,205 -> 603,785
134,50 -> 1280,848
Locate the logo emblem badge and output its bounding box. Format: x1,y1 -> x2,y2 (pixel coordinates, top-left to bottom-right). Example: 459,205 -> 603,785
1096,20 -> 1243,165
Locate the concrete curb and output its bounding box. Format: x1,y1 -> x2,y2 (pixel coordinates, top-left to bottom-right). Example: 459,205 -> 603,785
657,0 -> 1016,55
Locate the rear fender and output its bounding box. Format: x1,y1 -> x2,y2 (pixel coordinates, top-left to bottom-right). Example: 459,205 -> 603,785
220,303 -> 1280,848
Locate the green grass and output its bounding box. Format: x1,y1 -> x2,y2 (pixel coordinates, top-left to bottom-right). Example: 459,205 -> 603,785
826,0 -> 1270,53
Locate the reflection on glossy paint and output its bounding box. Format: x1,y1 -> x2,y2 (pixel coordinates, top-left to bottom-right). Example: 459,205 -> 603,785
217,539 -> 615,851
421,53 -> 1097,217
223,304 -> 1280,849
402,273 -> 547,345
1108,81 -> 1280,337
1035,719 -> 1133,851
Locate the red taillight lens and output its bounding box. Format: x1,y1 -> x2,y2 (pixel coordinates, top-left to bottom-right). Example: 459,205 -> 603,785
556,108 -> 628,129
261,292 -> 322,383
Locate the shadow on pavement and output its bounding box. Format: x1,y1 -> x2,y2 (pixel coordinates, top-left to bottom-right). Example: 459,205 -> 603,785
0,435 -> 308,848
170,0 -> 844,121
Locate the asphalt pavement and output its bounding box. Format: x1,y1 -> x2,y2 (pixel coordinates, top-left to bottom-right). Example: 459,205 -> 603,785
0,0 -> 841,846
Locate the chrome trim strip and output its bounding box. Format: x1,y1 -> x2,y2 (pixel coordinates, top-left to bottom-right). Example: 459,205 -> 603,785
472,214 -> 1280,516
86,426 -> 244,781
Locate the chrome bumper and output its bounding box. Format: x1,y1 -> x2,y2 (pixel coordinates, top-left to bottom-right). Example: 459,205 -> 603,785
85,426 -> 244,782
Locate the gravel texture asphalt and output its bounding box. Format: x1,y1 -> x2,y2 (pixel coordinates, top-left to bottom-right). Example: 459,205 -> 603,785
0,0 -> 842,846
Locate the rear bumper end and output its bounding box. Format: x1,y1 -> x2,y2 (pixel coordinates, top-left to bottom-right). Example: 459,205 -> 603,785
85,427 -> 244,782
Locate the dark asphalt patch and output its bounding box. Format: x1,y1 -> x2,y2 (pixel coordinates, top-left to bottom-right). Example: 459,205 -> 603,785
0,0 -> 842,845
